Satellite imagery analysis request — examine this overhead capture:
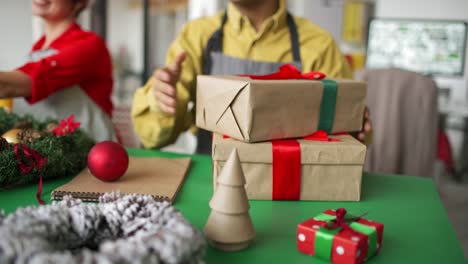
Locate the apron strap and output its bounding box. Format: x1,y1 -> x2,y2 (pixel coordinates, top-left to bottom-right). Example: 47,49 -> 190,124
202,12 -> 227,74
286,13 -> 301,63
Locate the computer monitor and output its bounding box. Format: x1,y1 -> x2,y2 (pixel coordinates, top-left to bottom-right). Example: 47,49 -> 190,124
366,18 -> 467,77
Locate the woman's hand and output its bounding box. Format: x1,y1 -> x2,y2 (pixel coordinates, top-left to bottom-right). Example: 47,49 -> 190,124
0,71 -> 32,98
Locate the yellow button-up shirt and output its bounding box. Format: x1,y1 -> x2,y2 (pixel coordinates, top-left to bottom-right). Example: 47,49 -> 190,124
131,0 -> 352,149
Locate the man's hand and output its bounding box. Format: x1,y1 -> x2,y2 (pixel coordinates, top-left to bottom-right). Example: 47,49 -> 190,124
152,52 -> 186,114
357,107 -> 372,145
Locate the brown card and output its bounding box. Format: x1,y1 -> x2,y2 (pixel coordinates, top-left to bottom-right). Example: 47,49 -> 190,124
51,157 -> 191,203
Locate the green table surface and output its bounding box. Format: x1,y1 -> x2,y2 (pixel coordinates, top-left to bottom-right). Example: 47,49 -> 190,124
0,148 -> 466,264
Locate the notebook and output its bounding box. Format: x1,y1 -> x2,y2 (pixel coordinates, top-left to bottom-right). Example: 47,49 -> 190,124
51,156 -> 192,203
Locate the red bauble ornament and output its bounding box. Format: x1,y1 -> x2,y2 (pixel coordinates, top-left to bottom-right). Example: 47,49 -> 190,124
87,141 -> 129,182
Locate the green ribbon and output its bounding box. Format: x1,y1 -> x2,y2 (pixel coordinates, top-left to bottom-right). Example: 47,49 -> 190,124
314,213 -> 337,221
350,222 -> 378,260
318,80 -> 338,133
312,212 -> 378,261
314,225 -> 341,260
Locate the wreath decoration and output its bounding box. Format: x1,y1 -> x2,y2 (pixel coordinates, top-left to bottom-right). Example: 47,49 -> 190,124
0,109 -> 95,193
0,193 -> 206,264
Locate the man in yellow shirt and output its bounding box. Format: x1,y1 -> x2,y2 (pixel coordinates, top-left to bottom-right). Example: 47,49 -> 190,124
132,0 -> 369,153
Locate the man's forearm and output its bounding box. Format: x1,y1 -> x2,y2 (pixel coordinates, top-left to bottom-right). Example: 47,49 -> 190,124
0,71 -> 32,98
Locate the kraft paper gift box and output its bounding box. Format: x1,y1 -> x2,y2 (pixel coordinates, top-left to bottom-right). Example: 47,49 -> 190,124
196,66 -> 366,143
212,132 -> 367,201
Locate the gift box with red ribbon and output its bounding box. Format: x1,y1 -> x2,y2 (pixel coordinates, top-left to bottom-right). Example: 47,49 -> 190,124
297,208 -> 384,264
196,64 -> 367,143
212,132 -> 366,201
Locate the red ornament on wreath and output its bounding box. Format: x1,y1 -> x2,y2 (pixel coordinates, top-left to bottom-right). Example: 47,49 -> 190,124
87,141 -> 129,182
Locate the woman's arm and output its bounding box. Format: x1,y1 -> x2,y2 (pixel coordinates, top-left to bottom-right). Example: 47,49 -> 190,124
14,34 -> 111,104
0,71 -> 32,98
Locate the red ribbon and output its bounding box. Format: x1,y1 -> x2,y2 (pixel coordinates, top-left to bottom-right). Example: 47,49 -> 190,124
271,130 -> 339,200
303,130 -> 340,142
272,140 -> 301,200
13,144 -> 48,205
242,64 -> 326,80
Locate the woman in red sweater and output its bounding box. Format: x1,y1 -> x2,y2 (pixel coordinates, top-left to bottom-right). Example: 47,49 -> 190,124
0,0 -> 114,141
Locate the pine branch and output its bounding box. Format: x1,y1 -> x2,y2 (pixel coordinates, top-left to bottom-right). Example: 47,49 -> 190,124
0,109 -> 95,188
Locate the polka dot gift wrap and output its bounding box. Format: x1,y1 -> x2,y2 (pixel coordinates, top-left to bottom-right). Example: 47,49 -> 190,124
296,209 -> 384,264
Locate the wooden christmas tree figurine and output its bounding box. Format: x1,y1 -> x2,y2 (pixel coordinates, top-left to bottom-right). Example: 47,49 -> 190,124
204,148 -> 255,251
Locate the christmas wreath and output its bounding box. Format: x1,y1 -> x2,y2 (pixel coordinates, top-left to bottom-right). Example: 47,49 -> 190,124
0,109 -> 95,192
0,193 -> 206,263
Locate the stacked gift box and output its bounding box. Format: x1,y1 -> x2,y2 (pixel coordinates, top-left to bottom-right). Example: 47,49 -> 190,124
196,65 -> 368,201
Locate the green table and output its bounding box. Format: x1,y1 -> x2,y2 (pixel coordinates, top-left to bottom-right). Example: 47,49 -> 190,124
0,148 -> 465,263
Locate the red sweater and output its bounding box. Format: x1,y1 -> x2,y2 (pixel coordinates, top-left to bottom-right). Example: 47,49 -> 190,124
18,23 -> 113,116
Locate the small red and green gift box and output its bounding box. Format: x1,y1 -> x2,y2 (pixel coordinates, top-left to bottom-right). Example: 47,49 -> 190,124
297,208 -> 384,264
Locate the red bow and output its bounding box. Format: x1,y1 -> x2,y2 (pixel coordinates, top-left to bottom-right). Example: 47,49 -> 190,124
244,64 -> 326,80
13,144 -> 48,205
52,115 -> 81,136
326,208 -> 367,235
303,130 -> 340,142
